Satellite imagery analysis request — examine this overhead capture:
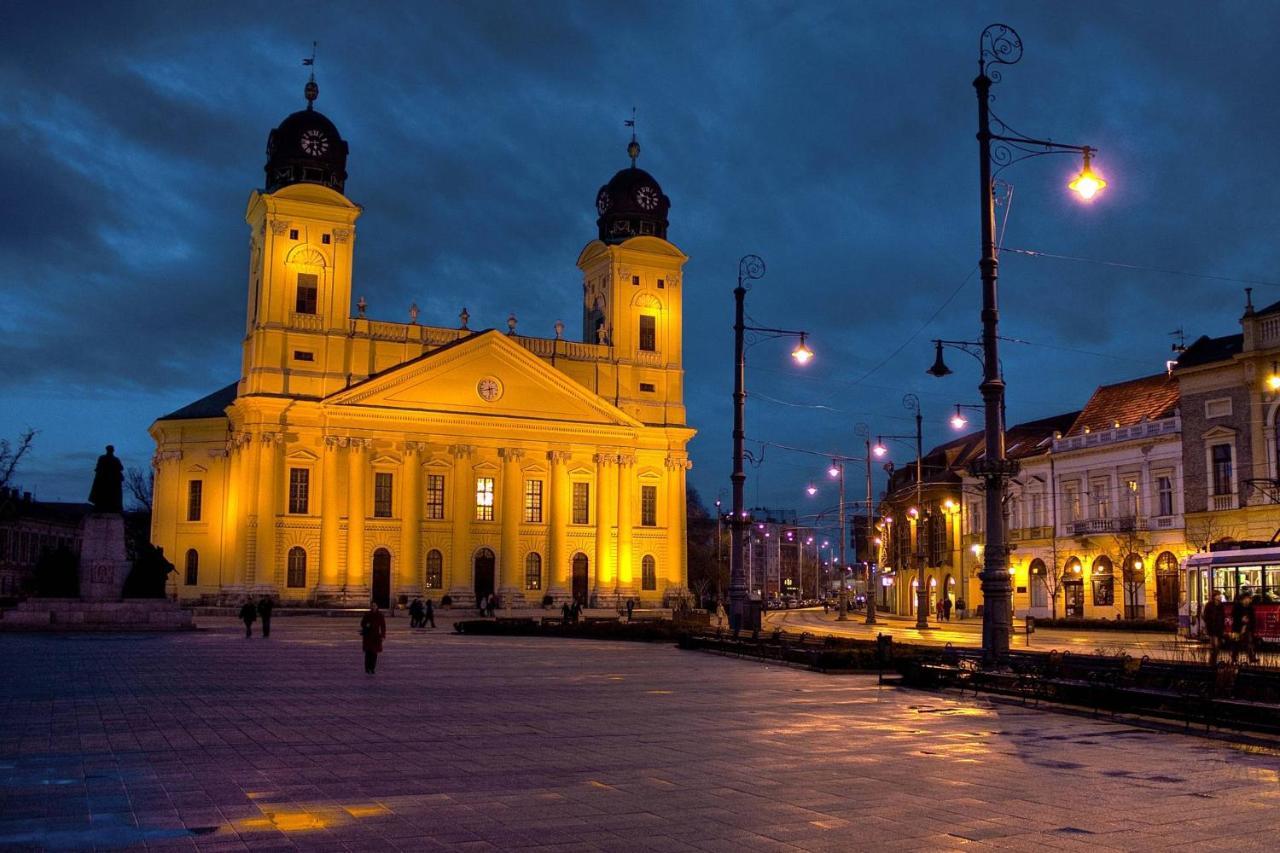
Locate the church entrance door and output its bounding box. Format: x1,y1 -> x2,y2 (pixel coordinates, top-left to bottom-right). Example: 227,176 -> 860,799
372,549 -> 392,609
571,553 -> 589,605
474,548 -> 496,605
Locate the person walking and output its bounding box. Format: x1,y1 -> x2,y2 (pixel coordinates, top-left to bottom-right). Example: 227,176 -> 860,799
625,598 -> 635,622
257,596 -> 274,638
478,594 -> 488,618
1202,590 -> 1227,667
942,597 -> 952,623
715,600 -> 727,629
408,598 -> 423,628
360,601 -> 387,675
1231,589 -> 1259,664
423,597 -> 435,629
238,599 -> 257,638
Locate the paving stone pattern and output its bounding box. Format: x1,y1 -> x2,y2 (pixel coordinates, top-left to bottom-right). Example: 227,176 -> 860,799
2,617 -> 1279,851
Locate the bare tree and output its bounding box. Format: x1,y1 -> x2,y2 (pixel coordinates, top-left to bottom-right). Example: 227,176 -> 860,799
0,428 -> 36,490
125,466 -> 153,513
1185,515 -> 1240,553
1111,527 -> 1154,619
1041,561 -> 1067,620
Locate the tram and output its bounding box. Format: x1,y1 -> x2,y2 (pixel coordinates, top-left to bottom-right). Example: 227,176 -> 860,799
1183,544 -> 1280,643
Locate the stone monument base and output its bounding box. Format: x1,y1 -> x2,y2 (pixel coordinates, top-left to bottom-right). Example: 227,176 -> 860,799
0,598 -> 194,631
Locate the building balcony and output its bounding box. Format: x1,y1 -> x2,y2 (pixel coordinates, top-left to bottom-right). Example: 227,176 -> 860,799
1052,415 -> 1180,453
1210,493 -> 1238,512
1068,516 -> 1146,536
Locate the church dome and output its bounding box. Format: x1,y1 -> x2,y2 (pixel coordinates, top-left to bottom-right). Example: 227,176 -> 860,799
594,138 -> 669,243
264,78 -> 349,194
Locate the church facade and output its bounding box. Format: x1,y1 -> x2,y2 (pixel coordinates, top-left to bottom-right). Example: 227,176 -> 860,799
149,79 -> 694,608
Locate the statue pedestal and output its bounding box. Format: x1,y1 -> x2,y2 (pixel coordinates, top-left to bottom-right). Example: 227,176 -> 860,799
78,514 -> 131,601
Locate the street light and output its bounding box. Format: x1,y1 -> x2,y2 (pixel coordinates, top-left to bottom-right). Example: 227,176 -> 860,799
941,23 -> 1104,666
730,253 -> 812,634
875,393 -> 927,629
949,403 -> 983,431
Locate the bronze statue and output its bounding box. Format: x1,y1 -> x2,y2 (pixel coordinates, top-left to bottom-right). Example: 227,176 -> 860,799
88,445 -> 124,513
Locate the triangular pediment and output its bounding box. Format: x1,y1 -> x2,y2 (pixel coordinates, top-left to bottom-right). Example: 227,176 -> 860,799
324,330 -> 643,427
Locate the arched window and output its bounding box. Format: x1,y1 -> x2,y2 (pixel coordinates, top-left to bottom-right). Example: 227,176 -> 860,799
425,550 -> 443,589
641,555 -> 657,591
1029,558 -> 1047,608
1091,555 -> 1114,606
524,552 -> 542,590
286,547 -> 307,588
1155,551 -> 1178,574
184,549 -> 199,586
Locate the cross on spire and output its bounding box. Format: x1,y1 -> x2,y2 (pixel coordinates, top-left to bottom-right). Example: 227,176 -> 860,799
303,41 -> 318,109
625,107 -> 639,167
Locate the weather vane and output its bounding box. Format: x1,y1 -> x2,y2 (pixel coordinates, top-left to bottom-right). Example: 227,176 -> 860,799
625,107 -> 639,167
303,41 -> 319,107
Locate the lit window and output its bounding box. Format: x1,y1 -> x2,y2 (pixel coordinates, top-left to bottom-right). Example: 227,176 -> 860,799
476,477 -> 495,521
184,549 -> 198,586
426,550 -> 443,589
295,273 -> 318,314
374,472 -> 393,518
187,480 -> 202,522
287,547 -> 307,588
572,482 -> 590,525
523,480 -> 543,523
1157,476 -> 1174,517
639,315 -> 656,352
525,552 -> 542,590
1212,444 -> 1233,496
425,474 -> 445,520
641,555 -> 657,591
641,485 -> 657,526
288,468 -> 309,514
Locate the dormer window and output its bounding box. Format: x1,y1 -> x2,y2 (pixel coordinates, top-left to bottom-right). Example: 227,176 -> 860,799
295,273 -> 318,315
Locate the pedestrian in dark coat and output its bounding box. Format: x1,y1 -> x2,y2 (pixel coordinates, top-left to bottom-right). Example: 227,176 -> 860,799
1231,590 -> 1258,664
408,598 -> 423,628
360,602 -> 387,674
625,598 -> 635,622
942,597 -> 952,622
1202,591 -> 1227,667
239,600 -> 257,638
423,598 -> 435,628
257,597 -> 274,638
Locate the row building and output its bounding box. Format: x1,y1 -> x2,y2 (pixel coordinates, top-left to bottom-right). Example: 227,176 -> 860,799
148,78 -> 695,609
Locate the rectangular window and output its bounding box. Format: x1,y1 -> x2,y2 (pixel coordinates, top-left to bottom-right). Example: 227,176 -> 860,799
1122,479 -> 1139,518
1063,483 -> 1080,523
475,477 -> 495,521
1157,475 -> 1174,516
289,229 -> 298,240
572,482 -> 590,525
184,549 -> 198,586
288,468 -> 310,514
373,472 -> 393,518
639,382 -> 655,392
186,480 -> 203,522
657,278 -> 665,289
1212,445 -> 1233,496
1205,398 -> 1232,419
425,550 -> 443,589
641,485 -> 657,526
632,275 -> 640,286
425,474 -> 445,520
1090,479 -> 1109,519
523,479 -> 543,523
639,315 -> 656,352
321,233 -> 331,245
295,272 -> 318,314
293,350 -> 314,362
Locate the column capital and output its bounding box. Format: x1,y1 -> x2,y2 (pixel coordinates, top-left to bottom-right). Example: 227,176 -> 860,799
499,447 -> 526,462
665,453 -> 690,470
155,450 -> 183,464
260,431 -> 283,446
449,443 -> 475,459
547,449 -> 572,465
404,440 -> 429,454
324,434 -> 342,449
343,436 -> 372,451
230,431 -> 253,451
594,451 -> 615,468
616,452 -> 636,467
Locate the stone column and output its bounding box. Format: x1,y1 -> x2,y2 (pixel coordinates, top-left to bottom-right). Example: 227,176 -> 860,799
236,431 -> 259,593
547,450 -> 571,601
499,448 -> 525,605
400,441 -> 424,598
666,453 -> 687,597
593,451 -> 616,602
345,437 -> 369,601
616,453 -> 636,599
318,435 -> 342,598
253,431 -> 281,592
224,433 -> 250,598
448,444 -> 474,605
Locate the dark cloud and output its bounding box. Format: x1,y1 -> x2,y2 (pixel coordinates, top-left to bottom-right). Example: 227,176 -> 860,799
1,0 -> 1274,521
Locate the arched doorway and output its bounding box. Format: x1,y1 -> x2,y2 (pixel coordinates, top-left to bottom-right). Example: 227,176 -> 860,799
474,548 -> 496,604
1063,557 -> 1084,618
928,576 -> 938,615
909,577 -> 919,615
1155,551 -> 1179,620
571,553 -> 589,605
1091,555 -> 1115,608
1029,559 -> 1048,609
1121,553 -> 1146,619
371,548 -> 392,608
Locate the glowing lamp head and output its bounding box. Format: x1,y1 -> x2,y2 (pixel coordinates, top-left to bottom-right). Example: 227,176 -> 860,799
943,499 -> 955,511
806,483 -> 817,496
949,405 -> 967,430
971,544 -> 983,556
872,440 -> 888,458
908,507 -> 918,518
1069,150 -> 1107,201
791,334 -> 814,365
827,464 -> 840,479
1268,373 -> 1280,391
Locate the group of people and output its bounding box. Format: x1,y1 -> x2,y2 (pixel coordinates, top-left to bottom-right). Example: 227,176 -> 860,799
477,593 -> 499,617
407,598 -> 436,628
560,599 -> 585,623
238,596 -> 274,638
935,596 -> 953,622
1201,588 -> 1263,666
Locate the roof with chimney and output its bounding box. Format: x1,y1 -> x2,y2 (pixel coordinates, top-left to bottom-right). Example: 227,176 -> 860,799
1065,373 -> 1179,437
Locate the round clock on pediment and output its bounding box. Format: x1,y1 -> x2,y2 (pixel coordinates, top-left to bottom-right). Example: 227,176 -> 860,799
596,189 -> 612,215
477,377 -> 503,402
300,128 -> 329,156
636,185 -> 659,210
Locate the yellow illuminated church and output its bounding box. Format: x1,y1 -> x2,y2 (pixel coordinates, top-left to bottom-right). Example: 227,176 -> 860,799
149,78 -> 694,608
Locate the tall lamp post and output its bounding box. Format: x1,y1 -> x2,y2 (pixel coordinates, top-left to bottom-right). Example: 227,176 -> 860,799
730,254 -> 813,633
856,422 -> 877,626
874,393 -> 926,629
930,23 -> 1104,665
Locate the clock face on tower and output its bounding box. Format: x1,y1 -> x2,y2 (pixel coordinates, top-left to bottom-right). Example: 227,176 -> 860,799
476,377 -> 503,402
636,185 -> 659,210
300,129 -> 329,156
596,189 -> 612,215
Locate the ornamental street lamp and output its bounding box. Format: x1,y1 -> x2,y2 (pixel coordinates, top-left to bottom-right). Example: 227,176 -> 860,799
730,254 -> 812,633
874,394 -> 926,629
947,24 -> 1105,665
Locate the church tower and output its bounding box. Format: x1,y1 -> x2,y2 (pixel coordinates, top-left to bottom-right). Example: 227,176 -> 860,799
240,75 -> 362,399
577,133 -> 687,426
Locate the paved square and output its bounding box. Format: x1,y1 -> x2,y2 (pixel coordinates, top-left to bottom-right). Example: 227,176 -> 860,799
2,617 -> 1279,851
